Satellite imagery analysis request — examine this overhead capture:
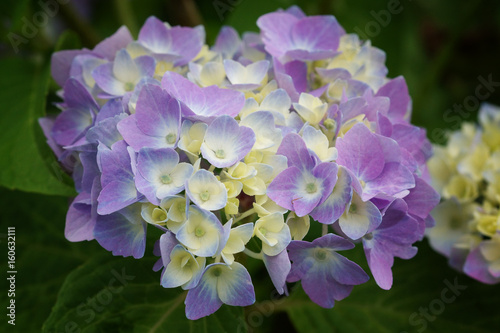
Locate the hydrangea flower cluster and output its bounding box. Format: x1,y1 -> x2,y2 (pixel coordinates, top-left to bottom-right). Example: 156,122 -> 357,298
41,6 -> 439,319
427,103 -> 500,284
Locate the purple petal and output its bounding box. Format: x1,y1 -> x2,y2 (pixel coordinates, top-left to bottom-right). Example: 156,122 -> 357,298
328,252 -> 369,285
302,273 -> 353,308
94,26 -> 133,60
64,77 -> 99,110
391,124 -> 432,166
185,267 -> 222,320
159,231 -> 179,268
283,61 -> 308,93
200,85 -> 245,119
118,114 -> 174,151
135,148 -> 185,204
263,250 -> 291,294
217,219 -> 233,256
39,117 -> 64,159
277,133 -> 315,170
94,203 -> 147,259
161,71 -> 205,116
464,247 -> 500,284
267,166 -> 304,212
138,16 -> 170,53
288,16 -> 340,60
135,84 -> 181,138
51,49 -> 94,87
311,167 -> 352,224
285,5 -> 306,18
339,97 -> 367,121
312,233 -> 355,251
404,178 -> 440,220
134,55 -> 156,78
312,162 -> 338,202
97,141 -> 133,186
80,152 -> 99,193
336,123 -> 385,182
375,76 -> 411,120
97,180 -> 139,215
339,193 -> 382,240
86,114 -> 126,148
168,26 -> 205,66
65,191 -> 95,242
216,262 -> 255,306
273,59 -> 300,102
362,163 -> 415,201
96,98 -> 126,122
97,141 -> 138,214
214,26 -> 240,58
363,244 -> 394,289
288,234 -> 368,308
363,199 -> 420,289
92,62 -> 126,96
257,12 -> 298,58
52,107 -> 94,146
201,115 -> 255,168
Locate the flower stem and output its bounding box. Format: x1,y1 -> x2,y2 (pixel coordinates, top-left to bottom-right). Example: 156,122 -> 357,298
243,248 -> 263,260
322,224 -> 328,236
233,208 -> 256,224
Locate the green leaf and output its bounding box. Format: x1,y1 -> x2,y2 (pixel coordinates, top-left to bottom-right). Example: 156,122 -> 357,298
0,57 -> 75,196
54,30 -> 83,52
0,0 -> 30,38
0,189 -> 101,333
285,240 -> 500,333
225,0 -> 292,33
42,254 -> 248,333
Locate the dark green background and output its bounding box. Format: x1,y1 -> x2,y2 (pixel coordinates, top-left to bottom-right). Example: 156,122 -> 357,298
1,0 -> 500,332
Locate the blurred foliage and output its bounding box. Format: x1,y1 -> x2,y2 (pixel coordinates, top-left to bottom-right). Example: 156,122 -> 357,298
42,255 -> 247,333
0,0 -> 500,332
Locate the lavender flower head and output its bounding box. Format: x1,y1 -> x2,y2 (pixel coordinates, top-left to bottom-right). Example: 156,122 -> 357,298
41,6 -> 438,319
427,103 -> 500,284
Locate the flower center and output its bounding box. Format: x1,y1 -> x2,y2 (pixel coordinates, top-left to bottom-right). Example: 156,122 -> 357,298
349,203 -> 358,213
323,118 -> 336,131
124,82 -> 134,91
166,133 -> 176,144
259,227 -> 267,236
215,149 -> 226,158
314,248 -> 328,261
180,255 -> 191,268
195,226 -> 205,237
152,208 -> 167,221
176,201 -> 185,213
306,182 -> 317,194
212,267 -> 222,277
200,191 -> 210,201
160,174 -> 172,184
364,232 -> 373,240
